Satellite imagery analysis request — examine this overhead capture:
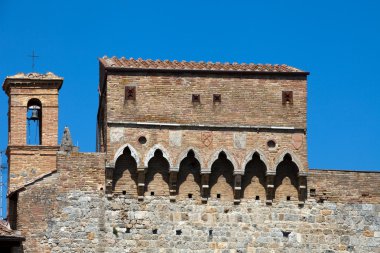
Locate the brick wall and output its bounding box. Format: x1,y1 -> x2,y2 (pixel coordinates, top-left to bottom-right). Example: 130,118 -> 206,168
105,73 -> 307,128
308,169 -> 380,203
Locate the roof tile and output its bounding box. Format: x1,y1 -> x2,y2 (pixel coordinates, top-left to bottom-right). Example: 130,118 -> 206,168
100,56 -> 306,73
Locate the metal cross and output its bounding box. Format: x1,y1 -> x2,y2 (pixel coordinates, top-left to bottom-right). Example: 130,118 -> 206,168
28,49 -> 39,71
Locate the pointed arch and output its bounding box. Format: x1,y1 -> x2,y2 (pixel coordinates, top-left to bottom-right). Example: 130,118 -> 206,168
144,144 -> 173,168
241,152 -> 267,200
113,143 -> 141,167
177,150 -> 202,200
274,152 -> 300,202
206,149 -> 238,173
241,149 -> 269,173
275,149 -> 304,172
209,151 -> 235,201
113,146 -> 138,195
145,149 -> 170,196
176,147 -> 204,169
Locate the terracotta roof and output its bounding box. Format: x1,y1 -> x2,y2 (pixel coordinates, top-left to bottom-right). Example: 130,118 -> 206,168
0,220 -> 25,241
99,56 -> 307,74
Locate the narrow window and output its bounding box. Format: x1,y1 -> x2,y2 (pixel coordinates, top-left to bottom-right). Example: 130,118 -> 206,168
125,86 -> 136,101
282,91 -> 293,105
213,94 -> 221,103
192,94 -> 200,103
27,99 -> 42,145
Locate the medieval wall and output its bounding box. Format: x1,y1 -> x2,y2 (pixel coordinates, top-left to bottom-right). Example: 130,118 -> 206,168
15,154 -> 380,252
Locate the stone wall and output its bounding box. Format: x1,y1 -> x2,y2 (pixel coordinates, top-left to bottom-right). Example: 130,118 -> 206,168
14,155 -> 380,252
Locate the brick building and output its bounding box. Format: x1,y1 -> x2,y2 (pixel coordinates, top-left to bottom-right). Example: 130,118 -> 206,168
2,58 -> 380,252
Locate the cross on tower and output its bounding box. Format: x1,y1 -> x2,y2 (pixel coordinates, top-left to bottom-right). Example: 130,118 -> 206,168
28,49 -> 39,71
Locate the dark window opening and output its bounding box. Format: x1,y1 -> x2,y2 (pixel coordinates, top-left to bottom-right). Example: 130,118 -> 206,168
151,191 -> 155,196
286,196 -> 291,201
216,193 -> 221,199
188,193 -> 193,199
192,94 -> 200,103
267,140 -> 276,148
122,191 -> 126,195
255,196 -> 260,200
125,86 -> 136,101
138,136 -> 147,144
152,229 -> 157,234
310,189 -> 316,197
282,91 -> 293,105
176,229 -> 182,235
213,94 -> 221,103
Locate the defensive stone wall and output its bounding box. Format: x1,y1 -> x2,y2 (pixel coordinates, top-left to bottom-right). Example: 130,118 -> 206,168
13,153 -> 380,252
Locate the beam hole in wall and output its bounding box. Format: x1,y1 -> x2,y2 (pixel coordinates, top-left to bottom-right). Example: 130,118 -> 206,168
176,230 -> 182,235
122,190 -> 126,195
255,196 -> 260,200
282,231 -> 291,237
310,189 -> 316,197
152,229 -> 157,234
209,230 -> 213,237
100,187 -> 103,191
188,193 -> 193,199
192,94 -> 200,103
213,94 -> 221,103
216,193 -> 221,199
150,191 -> 155,196
267,140 -> 276,149
138,136 -> 147,144
126,228 -> 131,233
286,196 -> 291,201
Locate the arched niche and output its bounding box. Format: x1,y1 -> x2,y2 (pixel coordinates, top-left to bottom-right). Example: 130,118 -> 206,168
177,150 -> 202,201
113,146 -> 138,196
241,152 -> 267,201
274,153 -> 300,202
145,149 -> 170,197
26,98 -> 42,145
209,151 -> 235,201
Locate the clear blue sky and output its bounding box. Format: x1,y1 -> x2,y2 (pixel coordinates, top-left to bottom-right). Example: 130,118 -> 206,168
0,0 -> 379,171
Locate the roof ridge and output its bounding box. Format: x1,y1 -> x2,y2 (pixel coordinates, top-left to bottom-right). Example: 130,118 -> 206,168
99,56 -> 307,73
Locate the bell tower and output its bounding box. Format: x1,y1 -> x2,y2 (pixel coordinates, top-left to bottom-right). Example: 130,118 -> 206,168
2,72 -> 63,192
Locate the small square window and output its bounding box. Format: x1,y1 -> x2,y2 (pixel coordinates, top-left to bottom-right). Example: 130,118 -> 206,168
213,94 -> 221,103
192,94 -> 200,103
125,86 -> 136,101
282,91 -> 293,104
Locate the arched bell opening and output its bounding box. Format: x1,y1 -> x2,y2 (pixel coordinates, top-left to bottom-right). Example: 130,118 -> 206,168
145,149 -> 170,197
209,152 -> 234,201
113,147 -> 138,196
274,154 -> 299,202
241,152 -> 267,201
177,150 -> 201,200
26,98 -> 42,145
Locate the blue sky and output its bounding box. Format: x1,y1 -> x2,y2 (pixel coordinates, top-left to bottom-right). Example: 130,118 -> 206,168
0,0 -> 379,171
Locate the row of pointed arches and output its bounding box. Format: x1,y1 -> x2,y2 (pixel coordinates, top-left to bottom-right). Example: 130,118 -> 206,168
110,145 -> 306,203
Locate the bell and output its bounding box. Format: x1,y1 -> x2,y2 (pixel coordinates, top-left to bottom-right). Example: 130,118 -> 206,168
30,109 -> 39,121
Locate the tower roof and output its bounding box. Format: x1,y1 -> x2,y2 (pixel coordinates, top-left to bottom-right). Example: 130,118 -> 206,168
2,72 -> 63,93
